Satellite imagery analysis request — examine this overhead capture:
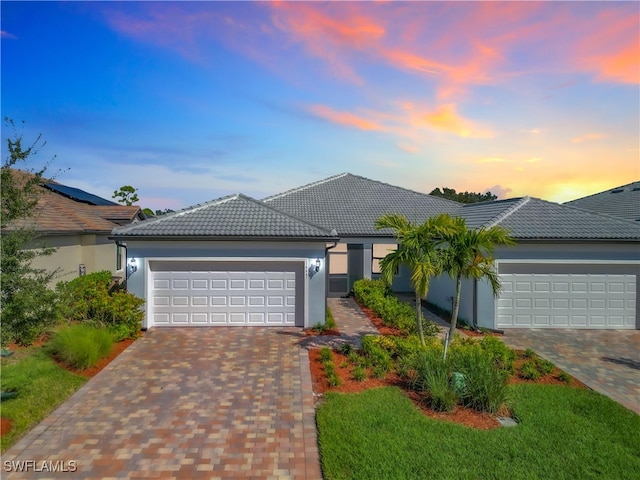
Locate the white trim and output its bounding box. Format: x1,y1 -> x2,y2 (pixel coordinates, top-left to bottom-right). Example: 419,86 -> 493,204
144,256 -> 309,329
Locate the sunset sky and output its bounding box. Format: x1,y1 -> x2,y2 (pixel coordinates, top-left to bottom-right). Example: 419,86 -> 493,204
2,1 -> 638,211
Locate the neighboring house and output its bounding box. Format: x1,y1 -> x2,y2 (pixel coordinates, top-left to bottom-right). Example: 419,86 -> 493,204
113,173 -> 640,330
564,181 -> 640,222
3,169 -> 143,284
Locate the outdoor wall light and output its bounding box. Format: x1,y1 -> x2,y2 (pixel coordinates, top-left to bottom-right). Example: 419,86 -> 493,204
128,258 -> 138,274
314,258 -> 321,272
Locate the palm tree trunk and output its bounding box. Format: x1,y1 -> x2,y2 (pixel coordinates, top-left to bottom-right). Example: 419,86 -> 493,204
415,291 -> 425,346
444,275 -> 462,359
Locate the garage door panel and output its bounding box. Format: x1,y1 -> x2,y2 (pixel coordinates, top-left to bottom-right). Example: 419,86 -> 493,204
151,266 -> 299,326
497,273 -> 636,329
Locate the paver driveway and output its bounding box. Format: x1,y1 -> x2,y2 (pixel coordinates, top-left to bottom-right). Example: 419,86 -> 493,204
3,328 -> 322,479
502,329 -> 640,414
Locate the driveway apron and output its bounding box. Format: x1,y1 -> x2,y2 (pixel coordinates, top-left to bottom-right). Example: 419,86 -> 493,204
3,328 -> 322,479
502,329 -> 640,415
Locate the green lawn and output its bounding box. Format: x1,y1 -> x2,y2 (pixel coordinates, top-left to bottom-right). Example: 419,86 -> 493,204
317,386 -> 640,480
1,348 -> 86,452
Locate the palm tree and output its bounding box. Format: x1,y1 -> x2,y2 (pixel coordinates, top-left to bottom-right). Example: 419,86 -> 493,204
441,217 -> 515,358
375,213 -> 455,346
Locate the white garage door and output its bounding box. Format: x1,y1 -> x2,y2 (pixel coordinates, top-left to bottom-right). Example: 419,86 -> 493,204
151,269 -> 297,326
497,274 -> 636,329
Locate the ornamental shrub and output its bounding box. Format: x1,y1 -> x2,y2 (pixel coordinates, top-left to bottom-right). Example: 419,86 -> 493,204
46,324 -> 114,370
56,271 -> 144,340
479,336 -> 516,373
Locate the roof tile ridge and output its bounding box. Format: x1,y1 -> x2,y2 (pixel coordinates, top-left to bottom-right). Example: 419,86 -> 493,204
262,173 -> 348,202
564,180 -> 640,204
485,196 -> 531,227
239,194 -> 335,235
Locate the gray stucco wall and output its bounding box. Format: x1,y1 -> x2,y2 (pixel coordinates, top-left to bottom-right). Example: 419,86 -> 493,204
123,240 -> 328,328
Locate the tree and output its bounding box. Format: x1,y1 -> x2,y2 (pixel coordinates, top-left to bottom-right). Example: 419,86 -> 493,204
112,185 -> 139,206
375,213 -> 456,346
430,187 -> 497,204
1,118 -> 60,346
441,217 -> 515,359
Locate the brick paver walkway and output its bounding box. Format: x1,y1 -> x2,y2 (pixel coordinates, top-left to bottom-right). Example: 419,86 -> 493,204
3,328 -> 322,479
502,329 -> 640,414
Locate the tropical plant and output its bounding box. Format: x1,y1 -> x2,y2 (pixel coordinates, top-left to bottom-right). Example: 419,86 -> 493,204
441,217 -> 515,358
375,213 -> 456,346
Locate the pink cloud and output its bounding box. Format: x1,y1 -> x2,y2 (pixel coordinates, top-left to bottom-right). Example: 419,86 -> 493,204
307,105 -> 384,131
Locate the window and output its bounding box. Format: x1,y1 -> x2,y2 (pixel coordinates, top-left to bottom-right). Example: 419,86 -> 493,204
328,243 -> 347,274
116,245 -> 125,272
372,244 -> 397,275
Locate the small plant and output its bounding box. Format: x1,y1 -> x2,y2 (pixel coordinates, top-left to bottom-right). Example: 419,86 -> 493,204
536,358 -> 555,376
325,307 -> 337,329
352,366 -> 367,381
319,347 -> 334,364
337,343 -> 353,355
523,348 -> 537,359
327,373 -> 341,387
348,351 -> 362,365
46,324 -> 114,370
340,360 -> 349,368
372,365 -> 388,379
311,323 -> 325,333
479,336 -> 516,373
557,371 -> 573,384
520,360 -> 541,380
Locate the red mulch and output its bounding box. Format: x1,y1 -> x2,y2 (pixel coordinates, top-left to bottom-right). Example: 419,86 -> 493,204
0,417 -> 13,437
461,329 -> 503,337
309,345 -> 588,430
356,302 -> 405,336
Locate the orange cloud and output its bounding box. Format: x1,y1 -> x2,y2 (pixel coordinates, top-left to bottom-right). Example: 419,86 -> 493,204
572,133 -> 606,144
307,105 -> 383,131
420,104 -> 493,138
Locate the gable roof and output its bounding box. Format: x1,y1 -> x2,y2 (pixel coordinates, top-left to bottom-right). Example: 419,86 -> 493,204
263,173 -> 461,236
460,197 -> 640,240
111,193 -> 336,240
564,181 -> 640,222
3,169 -> 142,235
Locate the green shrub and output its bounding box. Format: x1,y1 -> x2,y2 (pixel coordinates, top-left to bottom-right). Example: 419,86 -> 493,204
353,279 -> 389,305
327,373 -> 341,387
557,371 -> 573,384
46,324 -> 114,370
451,346 -> 509,413
372,365 -> 388,379
479,336 -> 516,373
409,348 -> 458,411
337,343 -> 353,355
520,360 -> 541,380
352,366 -> 367,382
319,347 -> 334,363
523,348 -> 537,358
362,337 -> 392,371
56,271 -> 144,340
348,351 -> 362,365
536,358 -> 555,376
324,362 -> 336,376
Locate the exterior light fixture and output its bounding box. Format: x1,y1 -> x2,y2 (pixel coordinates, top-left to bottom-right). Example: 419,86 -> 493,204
315,258 -> 321,272
128,258 -> 138,274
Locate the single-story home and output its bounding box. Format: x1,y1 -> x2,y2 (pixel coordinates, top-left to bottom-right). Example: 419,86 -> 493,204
112,173 -> 640,330
4,169 -> 144,284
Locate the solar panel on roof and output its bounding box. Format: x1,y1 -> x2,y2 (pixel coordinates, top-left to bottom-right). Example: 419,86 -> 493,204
42,183 -> 119,206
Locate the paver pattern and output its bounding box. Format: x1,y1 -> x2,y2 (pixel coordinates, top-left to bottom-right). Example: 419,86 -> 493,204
3,328 -> 322,479
502,329 -> 640,414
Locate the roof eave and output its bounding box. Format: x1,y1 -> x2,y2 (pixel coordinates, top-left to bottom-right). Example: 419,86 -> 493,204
108,234 -> 340,242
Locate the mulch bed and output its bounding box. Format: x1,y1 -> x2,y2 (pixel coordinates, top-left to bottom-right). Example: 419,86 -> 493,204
356,302 -> 405,336
304,328 -> 340,336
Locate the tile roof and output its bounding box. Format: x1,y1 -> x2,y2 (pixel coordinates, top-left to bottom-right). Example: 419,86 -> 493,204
564,181 -> 640,222
111,193 -> 336,239
263,173 -> 461,236
3,169 -> 141,234
459,197 -> 640,240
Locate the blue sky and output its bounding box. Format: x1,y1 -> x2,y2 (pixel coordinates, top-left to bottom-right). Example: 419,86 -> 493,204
2,1 -> 638,211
